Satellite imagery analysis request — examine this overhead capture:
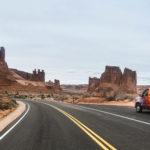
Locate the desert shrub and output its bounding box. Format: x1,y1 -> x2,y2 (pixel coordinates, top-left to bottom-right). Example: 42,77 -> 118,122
0,99 -> 18,110
41,94 -> 45,99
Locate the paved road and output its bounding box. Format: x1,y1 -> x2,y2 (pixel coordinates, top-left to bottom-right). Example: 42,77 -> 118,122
0,100 -> 150,150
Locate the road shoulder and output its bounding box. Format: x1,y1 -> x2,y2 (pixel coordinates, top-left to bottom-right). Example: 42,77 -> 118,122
78,100 -> 134,108
0,101 -> 26,132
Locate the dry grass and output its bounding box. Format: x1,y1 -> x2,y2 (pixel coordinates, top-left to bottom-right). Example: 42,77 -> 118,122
0,101 -> 25,132
0,108 -> 15,120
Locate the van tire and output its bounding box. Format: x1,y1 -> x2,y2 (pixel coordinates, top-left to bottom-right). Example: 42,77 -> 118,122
136,103 -> 142,113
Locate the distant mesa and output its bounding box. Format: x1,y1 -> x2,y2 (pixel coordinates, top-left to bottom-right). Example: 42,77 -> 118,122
88,66 -> 137,100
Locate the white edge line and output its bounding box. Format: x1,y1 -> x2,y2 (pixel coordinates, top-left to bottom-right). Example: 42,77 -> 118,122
32,101 -> 150,127
39,101 -> 150,126
0,103 -> 30,140
78,105 -> 150,126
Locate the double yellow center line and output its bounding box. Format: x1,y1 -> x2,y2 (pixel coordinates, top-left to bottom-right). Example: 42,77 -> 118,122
46,104 -> 117,150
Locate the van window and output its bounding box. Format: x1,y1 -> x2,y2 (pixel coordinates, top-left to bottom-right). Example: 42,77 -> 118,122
142,89 -> 149,97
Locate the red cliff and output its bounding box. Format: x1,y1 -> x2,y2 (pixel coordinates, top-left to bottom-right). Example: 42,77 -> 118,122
88,77 -> 100,93
0,47 -> 16,88
46,79 -> 62,93
88,66 -> 137,99
11,69 -> 45,82
121,68 -> 137,93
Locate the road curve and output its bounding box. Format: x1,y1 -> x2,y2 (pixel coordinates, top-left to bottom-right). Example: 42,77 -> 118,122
0,100 -> 150,150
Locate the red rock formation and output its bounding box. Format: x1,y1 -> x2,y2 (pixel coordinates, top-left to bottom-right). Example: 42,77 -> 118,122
54,79 -> 61,90
0,47 -> 63,96
88,66 -> 137,99
0,47 -> 5,61
32,69 -> 45,82
100,66 -> 122,85
11,69 -> 32,80
11,69 -> 45,82
46,79 -> 62,93
0,47 -> 8,71
0,47 -> 16,110
88,77 -> 100,93
121,68 -> 137,93
0,47 -> 16,88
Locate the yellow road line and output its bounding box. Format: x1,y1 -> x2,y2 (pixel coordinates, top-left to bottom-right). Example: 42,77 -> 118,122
61,109 -> 109,150
47,104 -> 117,150
63,110 -> 117,150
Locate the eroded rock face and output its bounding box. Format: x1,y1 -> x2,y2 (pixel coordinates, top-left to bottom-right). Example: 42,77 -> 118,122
11,69 -> 45,82
0,47 -> 15,87
88,66 -> 137,99
33,69 -> 45,82
0,47 -> 61,95
100,66 -> 122,85
46,79 -> 62,93
121,68 -> 137,93
54,79 -> 61,90
0,48 -> 17,109
88,77 -> 100,93
0,47 -> 8,71
0,47 -> 5,62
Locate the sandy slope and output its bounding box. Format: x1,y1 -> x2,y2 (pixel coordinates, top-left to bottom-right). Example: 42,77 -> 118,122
11,70 -> 45,87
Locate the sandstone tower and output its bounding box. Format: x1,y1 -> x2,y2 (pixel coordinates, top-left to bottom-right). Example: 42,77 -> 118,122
0,47 -> 8,70
32,69 -> 45,82
88,66 -> 137,97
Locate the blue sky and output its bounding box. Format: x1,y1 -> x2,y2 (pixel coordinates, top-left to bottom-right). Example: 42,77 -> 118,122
0,0 -> 150,84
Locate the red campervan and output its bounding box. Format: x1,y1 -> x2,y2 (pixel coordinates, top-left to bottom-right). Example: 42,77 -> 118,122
135,89 -> 150,112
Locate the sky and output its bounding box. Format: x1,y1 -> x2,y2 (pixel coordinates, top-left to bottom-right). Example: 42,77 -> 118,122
0,0 -> 150,84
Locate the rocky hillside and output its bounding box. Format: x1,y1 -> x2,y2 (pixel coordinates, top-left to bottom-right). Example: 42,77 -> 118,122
0,47 -> 61,95
0,47 -> 17,89
0,47 -> 18,109
11,68 -> 45,82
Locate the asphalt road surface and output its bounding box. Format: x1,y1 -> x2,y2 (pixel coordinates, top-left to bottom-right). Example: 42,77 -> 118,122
0,100 -> 150,150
